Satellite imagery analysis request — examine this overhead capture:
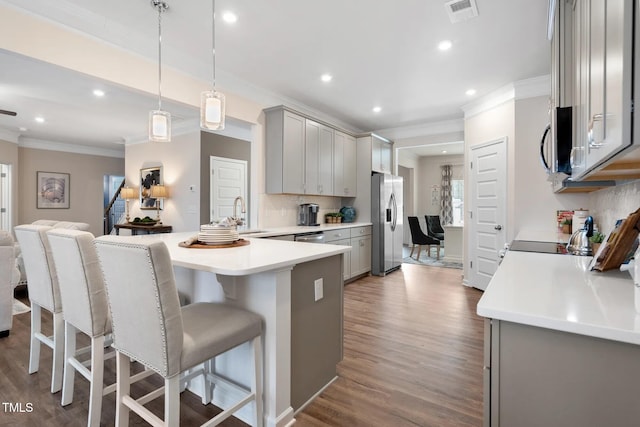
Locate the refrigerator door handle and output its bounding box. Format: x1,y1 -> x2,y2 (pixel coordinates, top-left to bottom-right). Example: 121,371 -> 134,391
390,193 -> 397,232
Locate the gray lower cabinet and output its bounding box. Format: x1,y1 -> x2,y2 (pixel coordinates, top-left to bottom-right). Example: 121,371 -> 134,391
484,319 -> 640,427
324,226 -> 371,281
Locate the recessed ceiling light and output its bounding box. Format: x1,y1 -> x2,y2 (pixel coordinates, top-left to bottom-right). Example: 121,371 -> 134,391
466,88 -> 477,96
35,117 -> 45,123
222,11 -> 237,23
93,89 -> 105,97
442,150 -> 448,154
372,106 -> 382,113
19,127 -> 27,132
321,74 -> 333,83
438,40 -> 452,51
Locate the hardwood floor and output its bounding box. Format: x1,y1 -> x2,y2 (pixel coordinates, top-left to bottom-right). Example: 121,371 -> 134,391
296,264 -> 484,427
1,263 -> 484,426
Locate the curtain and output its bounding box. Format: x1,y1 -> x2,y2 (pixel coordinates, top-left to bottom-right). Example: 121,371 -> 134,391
440,165 -> 453,225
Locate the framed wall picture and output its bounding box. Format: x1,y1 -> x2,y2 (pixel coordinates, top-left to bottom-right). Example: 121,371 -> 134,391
140,166 -> 163,210
37,171 -> 70,209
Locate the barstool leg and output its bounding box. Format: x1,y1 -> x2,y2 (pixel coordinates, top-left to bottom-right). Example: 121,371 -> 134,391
61,322 -> 76,406
115,352 -> 131,427
252,336 -> 264,427
165,375 -> 180,426
51,311 -> 64,393
88,335 -> 105,427
29,304 -> 41,374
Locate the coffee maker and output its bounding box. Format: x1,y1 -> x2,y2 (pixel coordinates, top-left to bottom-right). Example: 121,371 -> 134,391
298,203 -> 319,226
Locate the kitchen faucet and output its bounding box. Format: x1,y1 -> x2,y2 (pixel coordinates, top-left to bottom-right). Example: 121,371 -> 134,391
233,196 -> 246,225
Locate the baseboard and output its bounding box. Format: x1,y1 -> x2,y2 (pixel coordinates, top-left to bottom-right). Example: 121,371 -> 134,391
293,376 -> 338,415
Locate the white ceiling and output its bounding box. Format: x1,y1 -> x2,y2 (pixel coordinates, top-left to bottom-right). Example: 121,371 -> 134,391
0,0 -> 550,156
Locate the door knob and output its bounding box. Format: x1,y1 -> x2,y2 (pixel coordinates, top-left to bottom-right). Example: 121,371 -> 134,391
494,225 -> 502,230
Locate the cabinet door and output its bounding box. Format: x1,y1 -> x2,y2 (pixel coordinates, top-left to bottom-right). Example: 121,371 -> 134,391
305,120 -> 333,195
325,237 -> 351,281
343,133 -> 357,196
351,235 -> 371,277
283,112 -> 306,194
334,131 -> 357,196
372,136 -> 392,173
570,0 -> 588,178
585,0 -> 633,169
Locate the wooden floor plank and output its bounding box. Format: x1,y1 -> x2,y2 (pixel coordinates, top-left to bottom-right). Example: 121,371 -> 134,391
1,263 -> 483,426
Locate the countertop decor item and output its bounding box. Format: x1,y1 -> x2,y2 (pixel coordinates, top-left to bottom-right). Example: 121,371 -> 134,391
340,206 -> 356,223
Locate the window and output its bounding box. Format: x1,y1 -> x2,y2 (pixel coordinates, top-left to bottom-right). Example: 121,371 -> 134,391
451,179 -> 464,225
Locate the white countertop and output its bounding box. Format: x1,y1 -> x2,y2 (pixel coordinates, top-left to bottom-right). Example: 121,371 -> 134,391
238,222 -> 372,238
477,250 -> 640,345
112,231 -> 350,276
515,229 -> 572,244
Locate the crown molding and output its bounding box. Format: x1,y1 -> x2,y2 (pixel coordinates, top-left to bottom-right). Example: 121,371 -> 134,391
0,128 -> 20,144
462,74 -> 551,119
19,137 -> 124,158
375,118 -> 464,141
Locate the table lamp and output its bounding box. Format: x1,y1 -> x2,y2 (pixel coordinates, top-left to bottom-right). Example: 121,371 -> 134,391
150,184 -> 168,224
120,187 -> 138,223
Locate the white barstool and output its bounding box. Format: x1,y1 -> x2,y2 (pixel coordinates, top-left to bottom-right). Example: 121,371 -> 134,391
95,236 -> 264,427
47,229 -> 153,427
14,224 -> 64,393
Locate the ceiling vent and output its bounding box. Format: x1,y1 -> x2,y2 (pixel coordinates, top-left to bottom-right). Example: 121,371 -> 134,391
445,0 -> 479,23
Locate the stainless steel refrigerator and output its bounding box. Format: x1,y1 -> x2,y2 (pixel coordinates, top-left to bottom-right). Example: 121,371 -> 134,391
371,173 -> 403,276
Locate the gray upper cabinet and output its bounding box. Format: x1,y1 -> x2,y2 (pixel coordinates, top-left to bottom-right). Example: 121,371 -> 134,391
569,0 -> 635,181
305,120 -> 334,195
372,134 -> 392,173
333,130 -> 357,197
265,108 -> 306,194
265,106 -> 358,196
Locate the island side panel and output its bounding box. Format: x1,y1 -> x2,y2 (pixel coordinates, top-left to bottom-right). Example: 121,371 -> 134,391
290,254 -> 343,412
495,320 -> 640,427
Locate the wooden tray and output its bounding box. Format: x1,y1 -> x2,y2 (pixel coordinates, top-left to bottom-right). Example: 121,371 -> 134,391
179,239 -> 250,249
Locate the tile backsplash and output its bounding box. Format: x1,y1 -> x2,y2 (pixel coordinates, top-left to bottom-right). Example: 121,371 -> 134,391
258,194 -> 344,227
589,181 -> 640,235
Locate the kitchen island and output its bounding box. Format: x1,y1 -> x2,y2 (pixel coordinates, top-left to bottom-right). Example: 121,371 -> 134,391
124,232 -> 350,427
477,250 -> 640,427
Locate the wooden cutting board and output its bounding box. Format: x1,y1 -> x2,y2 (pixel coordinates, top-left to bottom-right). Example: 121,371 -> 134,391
591,208 -> 640,271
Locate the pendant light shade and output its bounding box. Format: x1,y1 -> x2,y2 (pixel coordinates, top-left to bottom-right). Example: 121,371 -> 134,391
149,109 -> 171,142
200,0 -> 226,131
150,0 -> 171,142
200,90 -> 225,130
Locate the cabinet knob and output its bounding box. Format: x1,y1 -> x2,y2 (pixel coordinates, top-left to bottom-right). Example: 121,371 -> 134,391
359,240 -> 364,247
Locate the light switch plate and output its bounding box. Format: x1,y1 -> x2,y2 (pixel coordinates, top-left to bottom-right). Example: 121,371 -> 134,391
314,278 -> 323,301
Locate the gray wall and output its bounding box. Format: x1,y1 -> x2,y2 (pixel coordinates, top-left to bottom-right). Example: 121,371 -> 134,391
200,131 -> 251,225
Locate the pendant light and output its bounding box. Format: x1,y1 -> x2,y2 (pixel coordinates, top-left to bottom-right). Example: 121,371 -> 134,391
200,0 -> 226,131
149,0 -> 171,142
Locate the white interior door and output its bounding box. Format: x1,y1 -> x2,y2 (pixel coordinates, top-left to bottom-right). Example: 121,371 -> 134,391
210,156 -> 247,223
0,164 -> 11,232
469,138 -> 507,291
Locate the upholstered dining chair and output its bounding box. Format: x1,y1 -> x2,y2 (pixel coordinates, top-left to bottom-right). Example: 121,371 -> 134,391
47,229 -> 154,427
14,224 -> 64,393
95,235 -> 264,427
408,216 -> 441,260
425,215 -> 445,242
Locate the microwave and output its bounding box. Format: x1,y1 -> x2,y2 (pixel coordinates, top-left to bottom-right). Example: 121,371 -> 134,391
540,106 -> 572,175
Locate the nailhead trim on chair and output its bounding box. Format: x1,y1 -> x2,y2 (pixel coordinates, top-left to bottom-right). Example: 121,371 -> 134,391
94,240 -> 170,377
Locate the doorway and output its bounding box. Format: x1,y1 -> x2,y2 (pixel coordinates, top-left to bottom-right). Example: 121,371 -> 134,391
469,138 -> 507,290
210,156 -> 247,223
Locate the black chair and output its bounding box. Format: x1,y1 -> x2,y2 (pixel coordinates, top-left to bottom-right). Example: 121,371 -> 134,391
425,215 -> 445,242
407,216 -> 440,260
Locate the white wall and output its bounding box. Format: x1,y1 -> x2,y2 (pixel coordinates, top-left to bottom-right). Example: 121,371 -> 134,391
125,132 -> 201,233
417,155 -> 464,216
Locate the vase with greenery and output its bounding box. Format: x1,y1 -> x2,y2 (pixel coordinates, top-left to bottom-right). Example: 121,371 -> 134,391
561,218 -> 572,234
